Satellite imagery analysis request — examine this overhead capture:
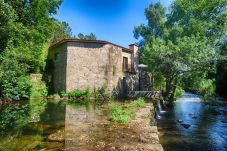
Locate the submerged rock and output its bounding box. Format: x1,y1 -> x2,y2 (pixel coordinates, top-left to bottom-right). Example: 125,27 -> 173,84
221,121 -> 227,123
192,116 -> 197,119
47,129 -> 65,142
181,123 -> 191,129
177,119 -> 183,123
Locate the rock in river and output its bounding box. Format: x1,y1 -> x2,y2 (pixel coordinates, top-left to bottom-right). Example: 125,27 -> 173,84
181,123 -> 191,129
48,129 -> 65,142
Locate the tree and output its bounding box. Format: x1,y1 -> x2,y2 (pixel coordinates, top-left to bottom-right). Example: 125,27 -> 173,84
77,33 -> 97,40
51,21 -> 73,44
134,1 -> 225,104
78,33 -> 85,39
0,0 -> 63,100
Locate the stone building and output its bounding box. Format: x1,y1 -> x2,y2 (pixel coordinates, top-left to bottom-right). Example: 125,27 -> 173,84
48,38 -> 142,97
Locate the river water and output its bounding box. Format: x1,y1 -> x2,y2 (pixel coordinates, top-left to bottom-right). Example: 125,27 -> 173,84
157,92 -> 227,151
0,99 -> 155,150
0,100 -> 111,150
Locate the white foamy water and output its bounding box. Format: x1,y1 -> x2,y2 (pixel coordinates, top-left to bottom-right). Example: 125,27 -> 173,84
176,92 -> 201,102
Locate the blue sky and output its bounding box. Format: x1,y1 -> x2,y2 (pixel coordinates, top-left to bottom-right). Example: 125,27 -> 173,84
55,0 -> 173,47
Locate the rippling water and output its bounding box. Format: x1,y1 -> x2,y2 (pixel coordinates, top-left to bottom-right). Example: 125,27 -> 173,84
157,92 -> 227,151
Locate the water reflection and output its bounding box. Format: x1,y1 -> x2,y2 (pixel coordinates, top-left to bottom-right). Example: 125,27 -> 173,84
0,100 -> 109,150
157,93 -> 227,151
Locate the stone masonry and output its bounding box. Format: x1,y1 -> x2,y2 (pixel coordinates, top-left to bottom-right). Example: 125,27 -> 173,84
48,39 -> 140,96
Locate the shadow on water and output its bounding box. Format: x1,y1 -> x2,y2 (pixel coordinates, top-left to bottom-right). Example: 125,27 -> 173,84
156,92 -> 227,151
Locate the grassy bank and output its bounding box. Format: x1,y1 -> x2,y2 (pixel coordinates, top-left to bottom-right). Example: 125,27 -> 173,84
105,98 -> 145,123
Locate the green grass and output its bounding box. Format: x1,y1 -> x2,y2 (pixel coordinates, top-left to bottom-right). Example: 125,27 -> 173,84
107,98 -> 145,123
64,88 -> 91,100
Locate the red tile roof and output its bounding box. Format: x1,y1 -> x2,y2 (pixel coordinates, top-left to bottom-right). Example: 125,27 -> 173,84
49,38 -> 132,53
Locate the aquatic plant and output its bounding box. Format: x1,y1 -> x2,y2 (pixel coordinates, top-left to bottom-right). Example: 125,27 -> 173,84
108,98 -> 145,123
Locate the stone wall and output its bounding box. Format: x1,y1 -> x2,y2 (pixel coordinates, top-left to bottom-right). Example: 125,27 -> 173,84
139,71 -> 153,91
49,41 -> 143,96
49,43 -> 67,92
125,73 -> 139,92
66,42 -> 127,93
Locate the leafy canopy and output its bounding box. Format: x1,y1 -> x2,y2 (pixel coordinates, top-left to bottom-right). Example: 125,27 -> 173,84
134,0 -> 226,101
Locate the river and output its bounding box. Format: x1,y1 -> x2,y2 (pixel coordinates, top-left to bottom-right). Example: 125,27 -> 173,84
157,92 -> 227,151
0,100 -> 109,150
0,99 -> 161,150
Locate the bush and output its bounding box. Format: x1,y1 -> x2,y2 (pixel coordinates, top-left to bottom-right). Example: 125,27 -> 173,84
1,76 -> 32,101
31,78 -> 48,98
94,85 -> 112,103
67,89 -> 84,98
0,53 -> 32,101
84,88 -> 91,100
174,86 -> 184,99
199,79 -> 215,98
65,88 -> 91,101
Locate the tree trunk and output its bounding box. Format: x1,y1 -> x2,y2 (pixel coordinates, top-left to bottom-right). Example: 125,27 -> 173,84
168,84 -> 177,106
163,75 -> 177,107
167,78 -> 178,107
164,77 -> 172,102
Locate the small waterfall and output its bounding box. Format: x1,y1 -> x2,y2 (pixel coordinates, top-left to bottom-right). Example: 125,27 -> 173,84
157,100 -> 166,113
155,100 -> 167,120
155,109 -> 161,119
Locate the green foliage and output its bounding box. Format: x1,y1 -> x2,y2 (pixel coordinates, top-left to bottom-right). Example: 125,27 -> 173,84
0,0 -> 64,101
94,85 -> 112,103
181,71 -> 216,97
199,79 -> 216,98
110,105 -> 131,123
1,76 -> 32,101
174,87 -> 184,99
31,77 -> 48,98
51,21 -> 73,44
65,88 -> 91,101
67,89 -> 84,98
84,88 -> 91,99
77,33 -> 97,40
108,98 -> 145,123
134,0 -> 226,102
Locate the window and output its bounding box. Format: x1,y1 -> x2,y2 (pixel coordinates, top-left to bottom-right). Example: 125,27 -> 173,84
123,57 -> 128,71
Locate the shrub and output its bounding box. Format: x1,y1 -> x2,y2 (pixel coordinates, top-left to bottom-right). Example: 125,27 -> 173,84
31,78 -> 48,98
94,85 -> 112,103
84,88 -> 91,100
65,88 -> 91,101
67,89 -> 84,98
0,54 -> 32,101
199,79 -> 215,98
174,86 -> 184,99
1,76 -> 32,101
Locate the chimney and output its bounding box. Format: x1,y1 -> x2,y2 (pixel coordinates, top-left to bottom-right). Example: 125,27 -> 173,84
129,44 -> 139,72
